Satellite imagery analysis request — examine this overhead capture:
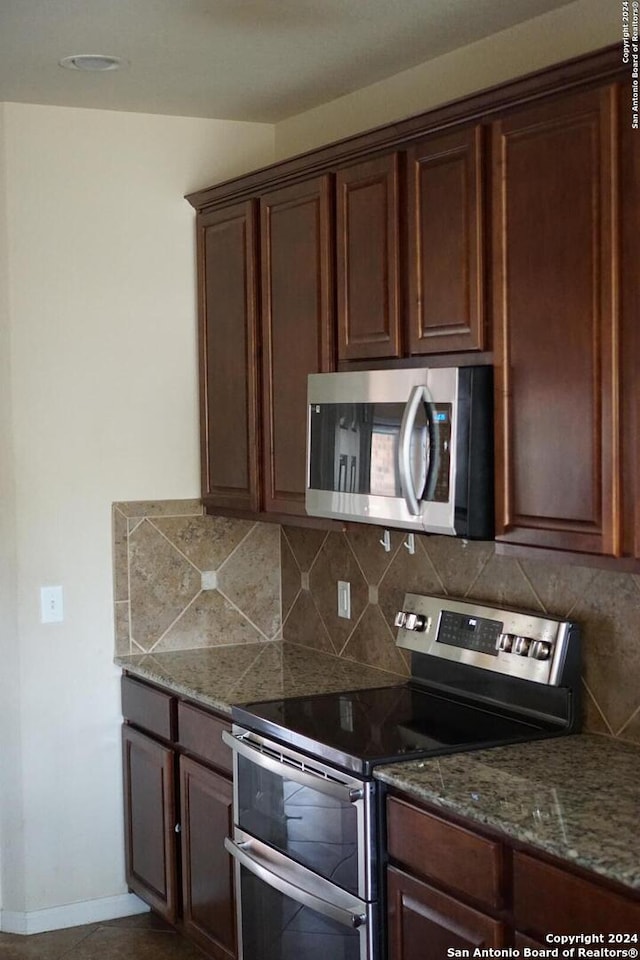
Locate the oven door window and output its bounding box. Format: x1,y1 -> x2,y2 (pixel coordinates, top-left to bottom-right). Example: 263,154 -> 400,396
236,753 -> 359,895
239,866 -> 362,960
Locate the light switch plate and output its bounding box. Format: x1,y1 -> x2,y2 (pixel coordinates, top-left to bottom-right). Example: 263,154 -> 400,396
337,580 -> 351,619
41,585 -> 64,623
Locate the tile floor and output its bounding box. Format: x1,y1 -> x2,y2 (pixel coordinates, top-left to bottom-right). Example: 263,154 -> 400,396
0,912 -> 207,960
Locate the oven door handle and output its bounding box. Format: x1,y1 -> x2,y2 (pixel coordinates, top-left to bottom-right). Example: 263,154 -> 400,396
222,730 -> 364,804
225,837 -> 367,930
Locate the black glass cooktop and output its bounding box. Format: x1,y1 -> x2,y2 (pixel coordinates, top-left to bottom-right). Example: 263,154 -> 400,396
233,683 -> 556,776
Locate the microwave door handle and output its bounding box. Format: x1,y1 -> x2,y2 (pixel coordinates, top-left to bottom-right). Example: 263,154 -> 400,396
225,837 -> 368,930
222,730 -> 363,805
399,385 -> 430,516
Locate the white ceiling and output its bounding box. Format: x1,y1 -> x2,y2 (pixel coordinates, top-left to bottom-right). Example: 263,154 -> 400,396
0,0 -> 578,123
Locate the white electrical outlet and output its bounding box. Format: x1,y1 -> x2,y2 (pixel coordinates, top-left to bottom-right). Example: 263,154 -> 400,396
40,585 -> 64,624
337,580 -> 351,619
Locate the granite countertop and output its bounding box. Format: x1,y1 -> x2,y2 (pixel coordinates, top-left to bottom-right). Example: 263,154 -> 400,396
116,645 -> 639,894
115,641 -> 404,716
375,734 -> 640,892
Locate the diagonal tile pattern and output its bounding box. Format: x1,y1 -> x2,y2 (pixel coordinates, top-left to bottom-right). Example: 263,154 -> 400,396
341,603 -> 410,677
113,501 -> 281,654
569,569 -> 640,735
309,533 -> 368,649
152,515 -> 254,571
129,520 -> 201,649
281,525 -> 640,746
114,505 -> 640,746
283,587 -> 336,655
377,540 -> 444,633
420,535 -> 493,597
153,590 -> 264,651
280,530 -> 301,622
217,524 -> 281,639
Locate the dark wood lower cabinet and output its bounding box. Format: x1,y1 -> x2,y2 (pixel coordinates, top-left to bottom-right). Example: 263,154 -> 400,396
122,725 -> 178,923
387,866 -> 505,960
512,850 -> 640,937
180,757 -> 235,960
386,793 -> 640,960
122,676 -> 236,959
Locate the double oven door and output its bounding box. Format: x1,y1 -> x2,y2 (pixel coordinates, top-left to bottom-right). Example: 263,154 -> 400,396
223,726 -> 378,960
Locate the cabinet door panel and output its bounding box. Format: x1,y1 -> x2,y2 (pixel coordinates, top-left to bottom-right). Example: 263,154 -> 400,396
513,851 -> 640,938
620,79 -> 640,558
122,726 -> 177,923
337,154 -> 401,360
261,177 -> 333,515
387,867 -> 505,960
493,85 -> 620,555
198,201 -> 260,512
407,126 -> 485,354
180,757 -> 236,959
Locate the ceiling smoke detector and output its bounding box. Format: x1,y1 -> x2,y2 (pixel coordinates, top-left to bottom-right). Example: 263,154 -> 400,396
58,55 -> 126,72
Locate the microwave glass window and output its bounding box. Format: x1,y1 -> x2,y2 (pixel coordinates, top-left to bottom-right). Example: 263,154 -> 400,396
369,430 -> 397,496
309,402 -> 451,502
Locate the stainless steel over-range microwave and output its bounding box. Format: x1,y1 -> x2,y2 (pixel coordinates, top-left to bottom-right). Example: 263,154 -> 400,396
305,366 -> 494,539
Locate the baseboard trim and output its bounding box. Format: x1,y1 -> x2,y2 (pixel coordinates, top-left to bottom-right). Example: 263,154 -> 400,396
0,892 -> 149,935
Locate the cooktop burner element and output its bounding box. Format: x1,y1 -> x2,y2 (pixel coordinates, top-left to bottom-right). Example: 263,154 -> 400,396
233,682 -> 559,775
232,594 -> 581,775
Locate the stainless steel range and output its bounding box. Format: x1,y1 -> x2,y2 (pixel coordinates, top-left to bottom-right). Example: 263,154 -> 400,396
223,594 -> 581,960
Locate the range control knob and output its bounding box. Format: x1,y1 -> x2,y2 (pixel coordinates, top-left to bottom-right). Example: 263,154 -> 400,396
529,640 -> 552,661
405,613 -> 427,632
513,636 -> 531,656
496,633 -> 514,653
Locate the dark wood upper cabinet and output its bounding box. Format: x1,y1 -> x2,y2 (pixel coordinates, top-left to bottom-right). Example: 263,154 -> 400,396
620,79 -> 640,560
260,176 -> 334,515
188,48 -> 637,558
336,154 -> 402,361
406,126 -> 485,355
197,201 -> 260,514
492,84 -> 621,556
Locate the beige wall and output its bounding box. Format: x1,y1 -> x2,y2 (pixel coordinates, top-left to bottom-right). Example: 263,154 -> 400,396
274,0 -> 618,158
0,103 -> 24,920
0,102 -> 273,930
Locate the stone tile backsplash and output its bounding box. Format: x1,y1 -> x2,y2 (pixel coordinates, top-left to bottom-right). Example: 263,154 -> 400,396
111,499 -> 640,745
112,501 -> 281,655
281,525 -> 640,745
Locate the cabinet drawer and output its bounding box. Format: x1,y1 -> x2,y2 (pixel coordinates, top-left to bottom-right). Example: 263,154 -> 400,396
178,702 -> 232,775
387,797 -> 504,910
121,676 -> 176,742
513,851 -> 640,937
